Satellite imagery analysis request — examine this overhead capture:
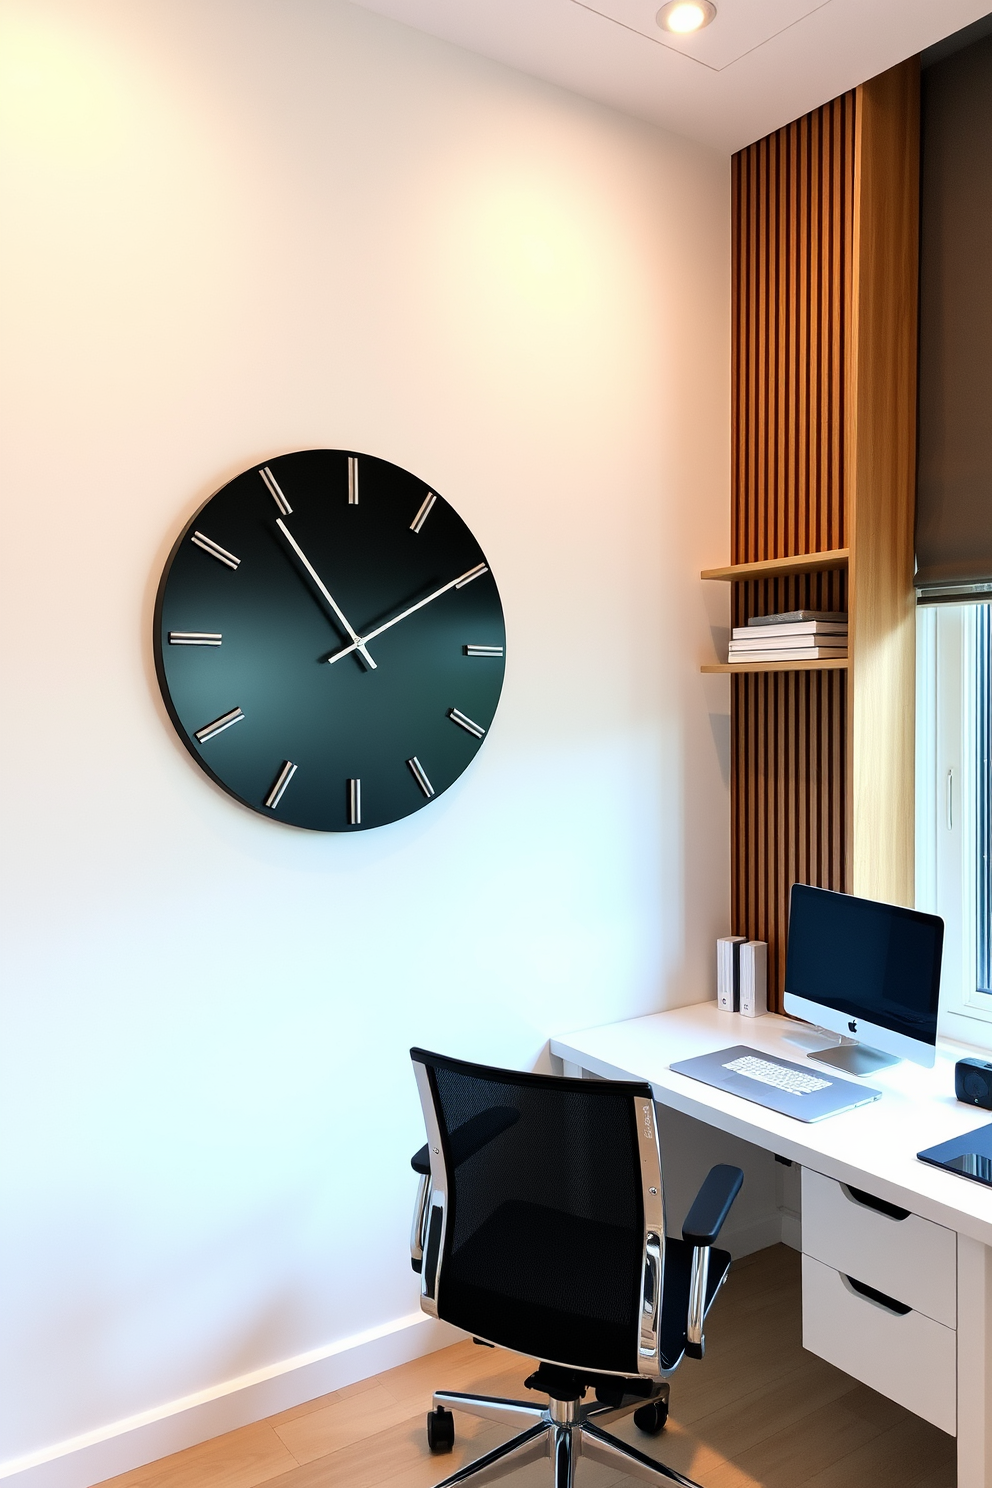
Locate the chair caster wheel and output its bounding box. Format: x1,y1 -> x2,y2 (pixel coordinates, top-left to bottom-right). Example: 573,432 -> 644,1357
427,1405 -> 455,1452
634,1398 -> 669,1434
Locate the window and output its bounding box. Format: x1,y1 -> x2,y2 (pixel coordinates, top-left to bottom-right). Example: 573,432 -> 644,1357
917,603 -> 992,1047
979,609 -> 992,997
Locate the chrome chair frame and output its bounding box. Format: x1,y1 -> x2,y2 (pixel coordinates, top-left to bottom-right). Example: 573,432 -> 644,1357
426,1381 -> 703,1488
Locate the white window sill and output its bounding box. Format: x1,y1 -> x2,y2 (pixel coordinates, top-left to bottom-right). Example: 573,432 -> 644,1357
939,1008 -> 992,1057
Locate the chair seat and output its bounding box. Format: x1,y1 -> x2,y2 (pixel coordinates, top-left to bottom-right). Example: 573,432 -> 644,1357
439,1199 -> 729,1378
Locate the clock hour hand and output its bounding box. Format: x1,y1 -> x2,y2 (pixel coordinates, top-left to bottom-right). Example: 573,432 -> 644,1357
326,562 -> 488,666
276,518 -> 377,670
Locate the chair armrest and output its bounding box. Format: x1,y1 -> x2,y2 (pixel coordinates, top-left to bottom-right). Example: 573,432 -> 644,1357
411,1144 -> 431,1175
682,1164 -> 743,1247
682,1165 -> 743,1360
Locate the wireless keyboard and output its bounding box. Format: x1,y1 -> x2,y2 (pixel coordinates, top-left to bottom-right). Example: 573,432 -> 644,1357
722,1054 -> 831,1095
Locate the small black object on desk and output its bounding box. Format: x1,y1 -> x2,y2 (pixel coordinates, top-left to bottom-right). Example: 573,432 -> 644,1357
955,1057 -> 992,1111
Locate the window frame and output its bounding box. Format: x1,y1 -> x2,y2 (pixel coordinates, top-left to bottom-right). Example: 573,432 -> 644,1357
916,602 -> 992,1049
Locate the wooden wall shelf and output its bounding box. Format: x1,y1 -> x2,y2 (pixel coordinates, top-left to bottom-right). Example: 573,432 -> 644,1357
700,548 -> 850,583
701,657 -> 849,674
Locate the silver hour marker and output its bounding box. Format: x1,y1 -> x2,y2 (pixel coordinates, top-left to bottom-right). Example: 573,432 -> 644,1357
348,778 -> 362,825
191,532 -> 241,570
407,756 -> 435,798
410,492 -> 436,533
455,563 -> 488,589
195,706 -> 244,742
265,760 -> 297,810
169,632 -> 222,646
259,465 -> 291,516
348,456 -> 359,505
448,708 -> 485,739
465,644 -> 503,657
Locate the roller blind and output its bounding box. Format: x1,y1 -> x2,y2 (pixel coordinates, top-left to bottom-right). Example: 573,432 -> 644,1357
916,33 -> 992,604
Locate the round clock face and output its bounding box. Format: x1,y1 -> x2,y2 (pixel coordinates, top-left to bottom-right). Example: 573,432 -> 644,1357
154,450 -> 505,831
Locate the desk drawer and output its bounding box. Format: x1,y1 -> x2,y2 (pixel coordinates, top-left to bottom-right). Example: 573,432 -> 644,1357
802,1169 -> 956,1327
802,1255 -> 956,1434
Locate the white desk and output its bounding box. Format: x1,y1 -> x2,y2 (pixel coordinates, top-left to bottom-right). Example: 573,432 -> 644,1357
550,1002 -> 992,1488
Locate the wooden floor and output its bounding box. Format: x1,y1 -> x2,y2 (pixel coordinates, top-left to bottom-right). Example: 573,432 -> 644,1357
98,1247 -> 955,1488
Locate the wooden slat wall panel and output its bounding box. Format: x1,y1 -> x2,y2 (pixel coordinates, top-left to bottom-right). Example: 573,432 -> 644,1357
731,92 -> 857,1009
732,671 -> 847,1010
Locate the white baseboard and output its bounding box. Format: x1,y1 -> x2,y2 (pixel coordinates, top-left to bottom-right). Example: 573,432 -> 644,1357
2,1216 -> 802,1488
0,1311 -> 463,1488
780,1212 -> 802,1251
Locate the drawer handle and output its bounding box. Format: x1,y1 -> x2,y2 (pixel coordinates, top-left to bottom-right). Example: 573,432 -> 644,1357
842,1184 -> 911,1222
843,1274 -> 912,1316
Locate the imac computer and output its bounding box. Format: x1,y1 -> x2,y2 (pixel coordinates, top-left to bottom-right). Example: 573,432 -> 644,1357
783,884 -> 944,1075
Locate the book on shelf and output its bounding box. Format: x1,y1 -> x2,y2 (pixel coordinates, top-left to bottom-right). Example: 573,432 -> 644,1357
726,645 -> 849,662
747,610 -> 847,627
730,633 -> 847,653
732,620 -> 848,640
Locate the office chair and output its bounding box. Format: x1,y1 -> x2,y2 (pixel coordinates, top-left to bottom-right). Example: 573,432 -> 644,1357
409,1047 -> 743,1488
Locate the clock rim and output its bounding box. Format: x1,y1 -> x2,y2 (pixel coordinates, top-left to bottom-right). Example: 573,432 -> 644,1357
152,448 -> 506,833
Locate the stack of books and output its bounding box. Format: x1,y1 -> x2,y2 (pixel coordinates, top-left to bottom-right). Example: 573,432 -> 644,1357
728,610 -> 848,663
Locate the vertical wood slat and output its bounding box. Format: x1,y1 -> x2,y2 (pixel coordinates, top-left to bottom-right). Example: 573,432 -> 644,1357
848,61 -> 920,908
730,92 -> 856,1010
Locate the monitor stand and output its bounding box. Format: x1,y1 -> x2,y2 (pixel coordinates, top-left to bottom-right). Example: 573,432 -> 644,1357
808,1042 -> 900,1077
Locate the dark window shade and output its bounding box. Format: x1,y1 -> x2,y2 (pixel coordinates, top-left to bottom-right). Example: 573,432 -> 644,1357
916,35 -> 992,603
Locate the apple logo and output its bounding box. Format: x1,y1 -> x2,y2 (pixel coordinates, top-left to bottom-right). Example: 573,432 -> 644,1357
848,1019 -> 858,1033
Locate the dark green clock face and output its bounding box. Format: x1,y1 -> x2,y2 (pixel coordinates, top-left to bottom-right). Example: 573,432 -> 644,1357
154,450 -> 505,831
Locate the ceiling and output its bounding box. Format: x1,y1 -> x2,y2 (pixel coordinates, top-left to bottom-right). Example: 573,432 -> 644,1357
349,0 -> 992,151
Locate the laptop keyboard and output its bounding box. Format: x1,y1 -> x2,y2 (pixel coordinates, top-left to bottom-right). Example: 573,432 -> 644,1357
723,1055 -> 832,1096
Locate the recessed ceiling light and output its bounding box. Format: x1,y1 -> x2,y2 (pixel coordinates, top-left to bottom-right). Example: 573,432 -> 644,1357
656,0 -> 716,34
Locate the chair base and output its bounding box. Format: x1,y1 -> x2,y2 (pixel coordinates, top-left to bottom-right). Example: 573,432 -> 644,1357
429,1385 -> 703,1488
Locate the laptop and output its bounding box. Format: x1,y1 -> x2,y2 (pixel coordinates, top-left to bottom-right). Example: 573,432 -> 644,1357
670,1045 -> 883,1123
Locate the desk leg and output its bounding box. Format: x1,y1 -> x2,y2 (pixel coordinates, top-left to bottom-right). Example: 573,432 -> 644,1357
561,1061 -> 584,1079
957,1234 -> 992,1488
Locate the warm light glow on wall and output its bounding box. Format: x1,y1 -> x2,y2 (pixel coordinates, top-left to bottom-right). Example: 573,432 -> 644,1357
0,0 -> 731,1473
0,14 -> 129,158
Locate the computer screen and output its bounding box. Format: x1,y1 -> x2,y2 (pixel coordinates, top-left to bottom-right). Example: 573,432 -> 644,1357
785,885 -> 943,1047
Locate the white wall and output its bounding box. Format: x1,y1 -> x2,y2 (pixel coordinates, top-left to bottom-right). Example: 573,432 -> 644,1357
0,0 -> 730,1475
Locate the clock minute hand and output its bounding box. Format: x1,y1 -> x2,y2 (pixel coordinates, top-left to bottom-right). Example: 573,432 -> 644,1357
326,562 -> 488,666
276,518 -> 377,670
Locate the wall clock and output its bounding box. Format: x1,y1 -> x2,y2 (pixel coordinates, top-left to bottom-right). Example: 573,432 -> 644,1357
154,450 -> 505,831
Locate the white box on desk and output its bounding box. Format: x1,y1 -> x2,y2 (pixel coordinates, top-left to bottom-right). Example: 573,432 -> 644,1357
740,940 -> 767,1017
716,936 -> 746,1011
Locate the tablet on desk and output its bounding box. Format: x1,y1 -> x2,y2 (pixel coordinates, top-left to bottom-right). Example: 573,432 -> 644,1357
918,1122 -> 992,1188
670,1045 -> 883,1123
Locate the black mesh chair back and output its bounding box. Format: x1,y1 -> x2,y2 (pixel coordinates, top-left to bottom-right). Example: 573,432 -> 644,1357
412,1047 -> 665,1378
410,1048 -> 743,1488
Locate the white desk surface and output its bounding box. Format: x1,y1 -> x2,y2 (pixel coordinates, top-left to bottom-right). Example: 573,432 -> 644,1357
551,1001 -> 992,1248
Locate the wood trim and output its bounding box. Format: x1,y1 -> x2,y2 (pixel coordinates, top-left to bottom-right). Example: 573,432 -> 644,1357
702,658 -> 849,674
847,59 -> 920,907
701,548 -> 849,581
